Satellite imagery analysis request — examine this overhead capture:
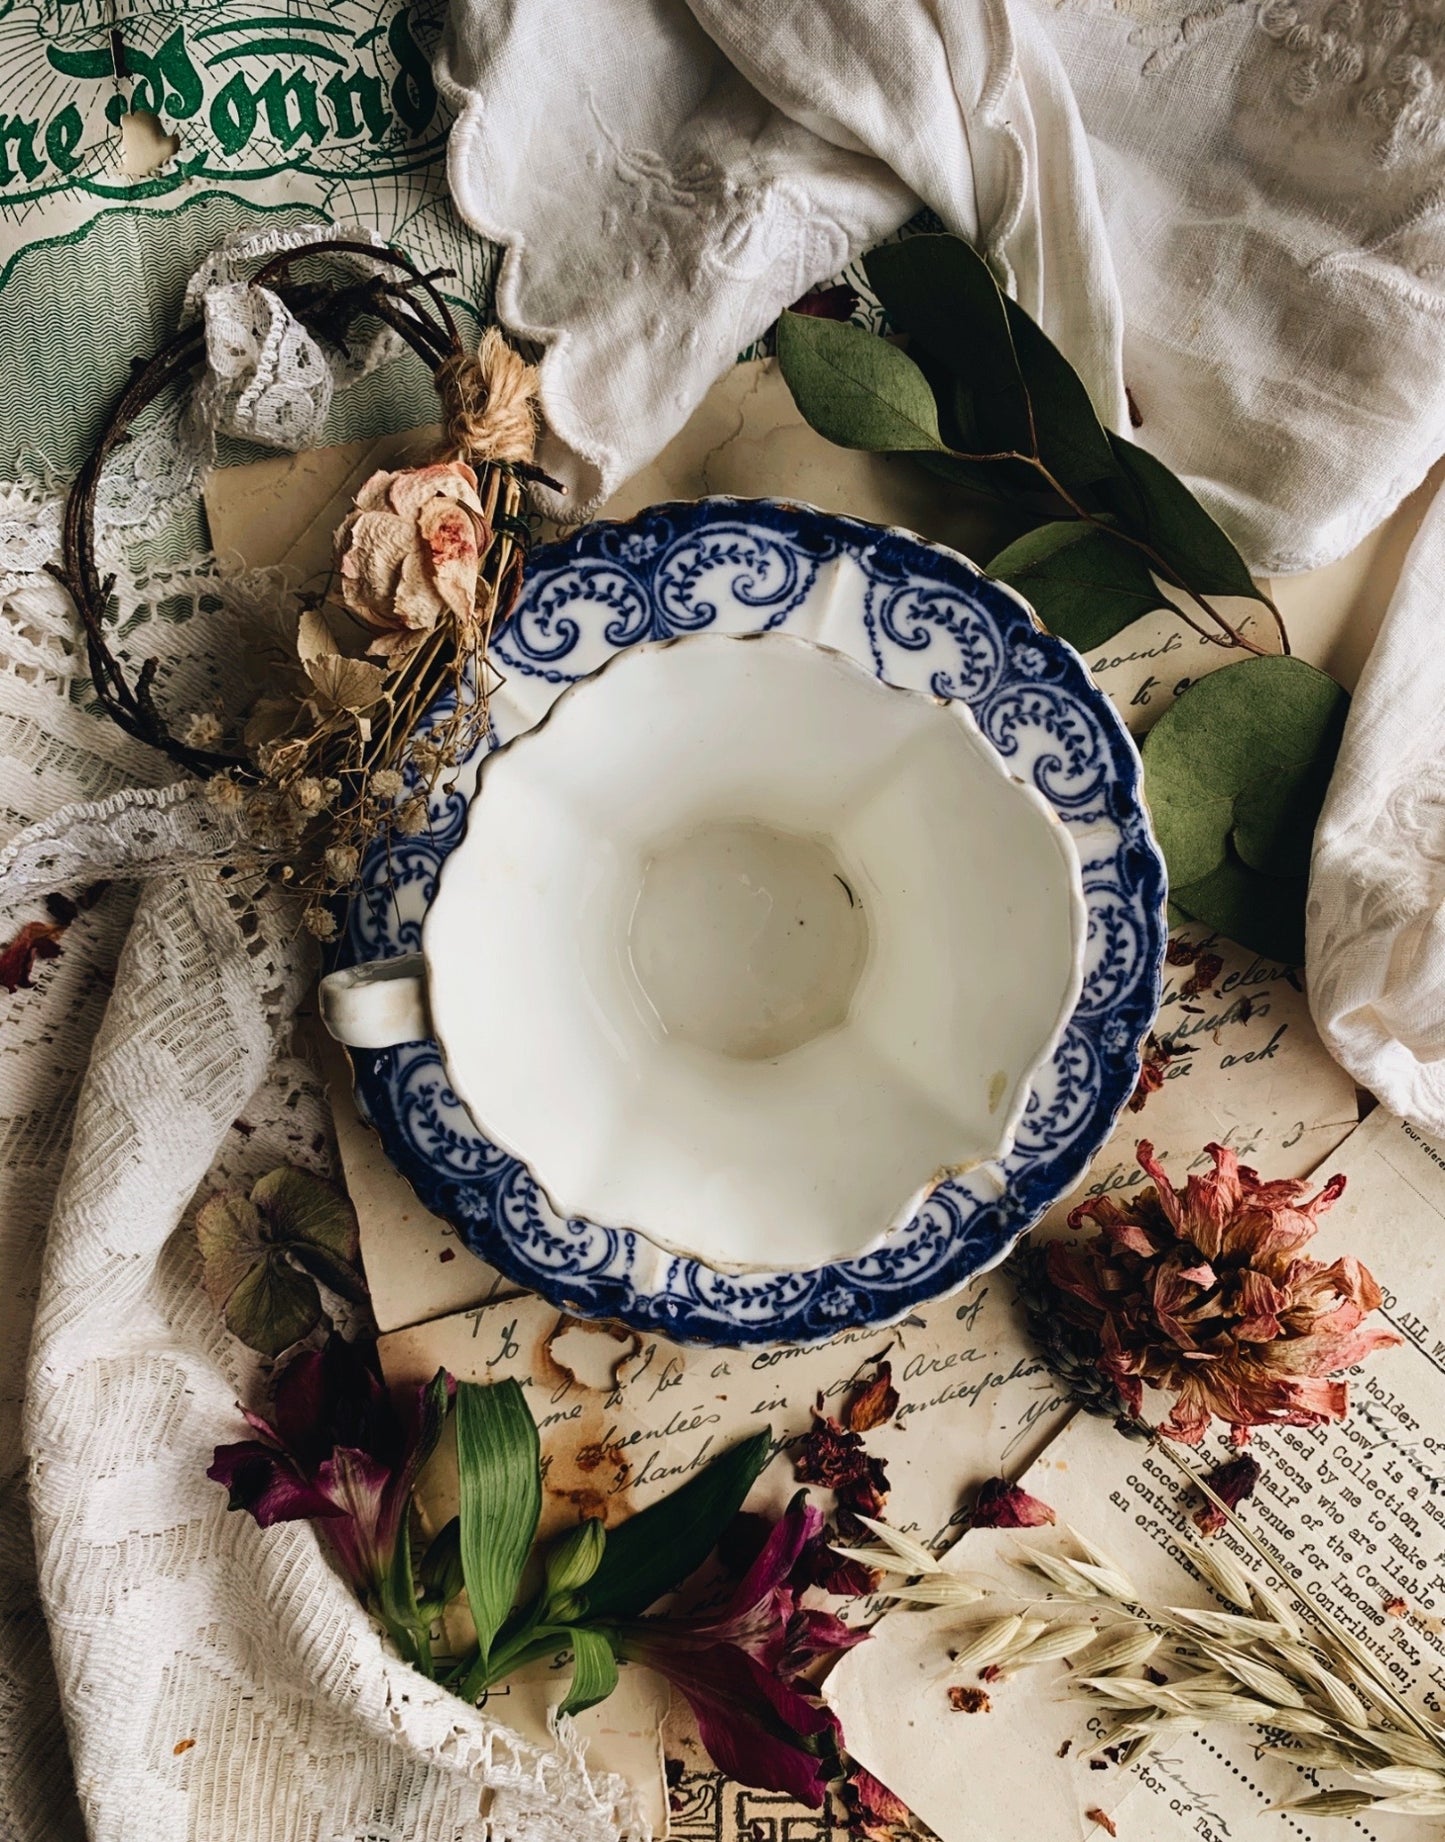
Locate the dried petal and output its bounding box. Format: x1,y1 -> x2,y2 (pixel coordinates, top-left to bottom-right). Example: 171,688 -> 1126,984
844,1361 -> 899,1433
968,1476 -> 1057,1528
1191,1453 -> 1261,1536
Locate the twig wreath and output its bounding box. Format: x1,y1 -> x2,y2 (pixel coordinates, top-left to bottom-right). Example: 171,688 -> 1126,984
50,237 -> 555,932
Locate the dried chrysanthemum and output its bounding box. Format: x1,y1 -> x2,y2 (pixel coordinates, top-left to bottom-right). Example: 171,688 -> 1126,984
1046,1141 -> 1400,1444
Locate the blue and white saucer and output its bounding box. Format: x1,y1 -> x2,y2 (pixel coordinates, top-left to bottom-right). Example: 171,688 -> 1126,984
339,498 -> 1166,1346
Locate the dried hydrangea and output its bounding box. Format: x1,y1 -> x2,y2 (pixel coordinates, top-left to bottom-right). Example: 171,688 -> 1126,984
1047,1140 -> 1400,1444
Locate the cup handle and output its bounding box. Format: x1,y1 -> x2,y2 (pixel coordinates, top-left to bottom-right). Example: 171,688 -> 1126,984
318,954 -> 430,1050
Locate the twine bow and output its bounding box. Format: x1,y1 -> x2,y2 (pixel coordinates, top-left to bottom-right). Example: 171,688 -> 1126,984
434,328 -> 540,468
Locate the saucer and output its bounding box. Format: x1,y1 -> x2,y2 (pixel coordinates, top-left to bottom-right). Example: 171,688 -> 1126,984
338,498 -> 1166,1346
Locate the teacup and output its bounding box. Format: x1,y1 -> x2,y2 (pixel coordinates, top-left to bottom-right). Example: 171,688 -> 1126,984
320,631 -> 1087,1274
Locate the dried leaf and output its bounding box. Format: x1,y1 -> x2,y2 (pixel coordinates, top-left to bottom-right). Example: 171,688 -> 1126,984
194,1166 -> 364,1357
305,652 -> 387,716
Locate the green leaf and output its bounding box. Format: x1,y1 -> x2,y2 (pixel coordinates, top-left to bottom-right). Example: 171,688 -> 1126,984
217,1253 -> 322,1358
417,1516 -> 464,1616
776,312 -> 945,452
543,1518 -> 606,1619
864,235 -> 1030,456
866,235 -> 1117,489
559,1625 -> 619,1719
1141,655 -> 1348,964
1170,861 -> 1310,968
988,522 -> 1163,651
1104,435 -> 1264,605
999,295 -> 1120,489
584,1429 -> 772,1623
455,1379 -> 542,1667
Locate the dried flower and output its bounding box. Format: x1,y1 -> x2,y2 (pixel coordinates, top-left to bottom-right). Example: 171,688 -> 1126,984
1128,1035 -> 1194,1112
966,1476 -> 1058,1529
205,774 -> 246,812
1192,1454 -> 1262,1537
1048,1142 -> 1401,1444
795,1401 -> 890,1525
336,462 -> 491,659
303,906 -> 338,941
610,1494 -> 863,1806
371,768 -> 404,800
208,1335 -> 449,1628
290,776 -> 328,814
324,844 -> 360,885
395,797 -> 429,836
949,1685 -> 991,1712
844,1359 -> 899,1433
843,1765 -> 914,1842
182,709 -> 225,751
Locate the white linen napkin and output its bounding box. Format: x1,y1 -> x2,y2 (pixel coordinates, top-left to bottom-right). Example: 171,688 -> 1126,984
438,0 -> 1445,1127
1308,488 -> 1445,1129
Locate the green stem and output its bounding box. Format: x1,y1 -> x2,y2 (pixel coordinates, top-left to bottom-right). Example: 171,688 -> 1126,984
454,1621 -> 572,1704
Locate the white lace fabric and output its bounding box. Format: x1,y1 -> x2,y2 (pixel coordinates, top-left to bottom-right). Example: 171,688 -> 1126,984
0,468 -> 646,1841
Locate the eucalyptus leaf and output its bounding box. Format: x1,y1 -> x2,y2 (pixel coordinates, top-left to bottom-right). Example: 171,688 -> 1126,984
456,1379 -> 542,1667
559,1625 -> 620,1719
998,295 -> 1120,490
776,311 -> 945,453
988,522 -> 1163,651
1170,860 -> 1310,968
1104,435 -> 1264,605
863,235 -> 1030,456
1141,655 -> 1348,964
583,1428 -> 772,1623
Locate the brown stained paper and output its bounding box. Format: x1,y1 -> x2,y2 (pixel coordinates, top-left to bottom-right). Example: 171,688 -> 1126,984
828,1105 -> 1445,1842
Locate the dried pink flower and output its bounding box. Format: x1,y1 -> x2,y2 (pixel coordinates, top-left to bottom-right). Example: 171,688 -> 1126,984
1050,1140 -> 1401,1445
335,462 -> 491,659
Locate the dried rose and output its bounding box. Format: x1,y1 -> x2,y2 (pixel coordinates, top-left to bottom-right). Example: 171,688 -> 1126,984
335,461 -> 491,659
1049,1140 -> 1401,1444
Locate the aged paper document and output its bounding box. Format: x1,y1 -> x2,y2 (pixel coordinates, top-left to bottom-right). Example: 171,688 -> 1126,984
830,1106 -> 1445,1842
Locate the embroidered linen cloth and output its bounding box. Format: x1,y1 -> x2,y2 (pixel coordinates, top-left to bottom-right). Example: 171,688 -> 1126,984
438,0 -> 1445,1125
